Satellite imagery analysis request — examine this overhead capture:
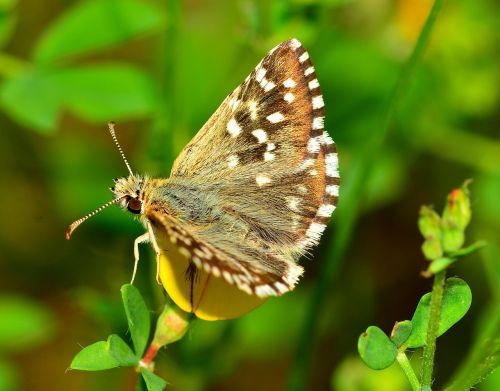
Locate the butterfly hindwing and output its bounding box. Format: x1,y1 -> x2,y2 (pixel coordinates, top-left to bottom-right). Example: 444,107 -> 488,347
147,210 -> 303,297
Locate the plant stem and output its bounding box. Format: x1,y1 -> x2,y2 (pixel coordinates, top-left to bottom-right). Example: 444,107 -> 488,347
421,270 -> 447,389
396,351 -> 420,391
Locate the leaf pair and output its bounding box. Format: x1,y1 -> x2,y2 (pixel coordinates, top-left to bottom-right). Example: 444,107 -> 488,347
358,278 -> 472,370
70,285 -> 166,391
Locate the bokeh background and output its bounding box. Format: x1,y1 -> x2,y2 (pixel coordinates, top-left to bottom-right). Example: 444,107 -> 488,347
0,0 -> 499,390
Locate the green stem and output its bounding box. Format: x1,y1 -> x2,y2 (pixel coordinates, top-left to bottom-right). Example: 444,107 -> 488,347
421,270 -> 447,389
396,351 -> 420,391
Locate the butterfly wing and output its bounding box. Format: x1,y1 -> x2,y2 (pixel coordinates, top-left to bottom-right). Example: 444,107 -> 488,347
147,210 -> 303,297
164,39 -> 339,296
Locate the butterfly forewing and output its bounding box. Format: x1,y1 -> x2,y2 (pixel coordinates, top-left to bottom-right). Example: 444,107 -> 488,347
155,38 -> 339,297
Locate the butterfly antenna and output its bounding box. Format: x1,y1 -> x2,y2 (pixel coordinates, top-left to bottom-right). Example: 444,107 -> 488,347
65,198 -> 122,240
108,121 -> 133,176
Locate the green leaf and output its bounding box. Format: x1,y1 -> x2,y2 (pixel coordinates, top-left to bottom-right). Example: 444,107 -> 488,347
107,334 -> 138,367
390,320 -> 412,347
70,341 -> 119,371
406,278 -> 472,348
0,64 -> 158,133
358,326 -> 397,370
0,69 -> 62,133
54,64 -> 159,121
33,0 -> 165,63
0,295 -> 55,351
140,368 -> 167,391
121,284 -> 150,356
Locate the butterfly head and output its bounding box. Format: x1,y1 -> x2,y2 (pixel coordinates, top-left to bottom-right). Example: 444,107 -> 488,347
111,175 -> 145,215
66,122 -> 144,240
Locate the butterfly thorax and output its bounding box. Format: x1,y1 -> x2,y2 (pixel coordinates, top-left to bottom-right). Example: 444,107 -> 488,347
142,178 -> 222,226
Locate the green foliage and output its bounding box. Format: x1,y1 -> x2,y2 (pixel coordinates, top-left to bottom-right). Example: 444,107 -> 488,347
140,368 -> 168,391
71,284 -> 166,391
121,284 -> 151,357
0,0 -> 163,133
358,185 -> 489,390
405,278 -> 472,348
390,321 -> 412,348
71,340 -> 121,371
358,326 -> 397,370
33,0 -> 165,63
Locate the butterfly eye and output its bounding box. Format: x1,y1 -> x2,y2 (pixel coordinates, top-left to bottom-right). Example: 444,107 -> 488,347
127,198 -> 142,214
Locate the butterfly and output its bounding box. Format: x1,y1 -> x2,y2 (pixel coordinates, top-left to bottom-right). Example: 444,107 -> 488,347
66,38 -> 340,300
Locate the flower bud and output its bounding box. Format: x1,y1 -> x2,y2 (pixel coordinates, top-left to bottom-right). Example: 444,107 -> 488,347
418,206 -> 443,260
442,184 -> 471,232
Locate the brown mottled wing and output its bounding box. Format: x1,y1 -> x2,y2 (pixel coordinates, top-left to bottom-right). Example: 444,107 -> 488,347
147,210 -> 303,297
165,39 -> 340,296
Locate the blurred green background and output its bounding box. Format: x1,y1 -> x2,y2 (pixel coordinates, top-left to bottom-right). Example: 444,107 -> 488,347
0,0 -> 499,390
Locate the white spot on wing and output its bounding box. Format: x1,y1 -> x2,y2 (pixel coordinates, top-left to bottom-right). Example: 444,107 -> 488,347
227,118 -> 241,137
304,66 -> 315,76
256,285 -> 277,297
267,143 -> 276,151
287,196 -> 301,211
178,247 -> 190,258
252,129 -> 267,143
267,112 -> 284,123
308,79 -> 319,90
307,136 -> 321,153
299,52 -> 309,63
248,100 -> 258,120
323,131 -> 334,145
264,152 -> 275,161
229,97 -> 240,111
212,266 -> 221,277
313,116 -> 324,130
284,92 -> 295,103
283,78 -> 296,88
312,95 -> 324,109
306,222 -> 326,242
263,80 -> 276,92
290,38 -> 302,50
326,184 -> 339,197
326,153 -> 340,177
256,67 -> 266,83
227,154 -> 239,168
317,204 -> 336,217
256,174 -> 271,186
301,158 -> 315,169
297,185 -> 308,194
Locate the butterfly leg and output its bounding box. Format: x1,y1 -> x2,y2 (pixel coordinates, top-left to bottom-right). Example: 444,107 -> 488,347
132,232 -> 150,284
146,222 -> 162,284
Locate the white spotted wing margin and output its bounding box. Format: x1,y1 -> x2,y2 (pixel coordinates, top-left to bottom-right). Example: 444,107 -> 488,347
159,38 -> 339,298
147,210 -> 304,297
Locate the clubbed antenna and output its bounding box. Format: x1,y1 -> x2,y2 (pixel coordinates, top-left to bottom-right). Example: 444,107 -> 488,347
108,121 -> 133,176
66,198 -> 122,240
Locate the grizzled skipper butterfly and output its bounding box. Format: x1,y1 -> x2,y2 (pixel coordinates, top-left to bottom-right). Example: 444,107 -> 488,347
66,38 -> 340,300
